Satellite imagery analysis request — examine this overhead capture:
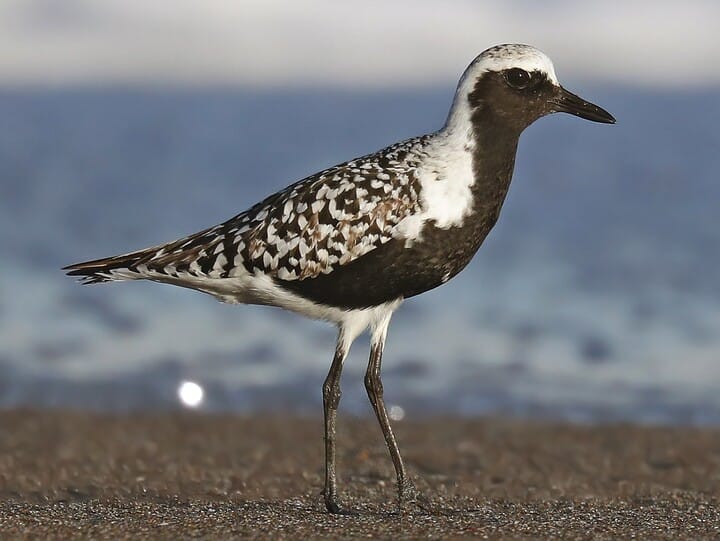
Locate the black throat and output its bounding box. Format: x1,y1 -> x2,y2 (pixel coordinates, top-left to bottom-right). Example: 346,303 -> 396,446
466,108 -> 522,231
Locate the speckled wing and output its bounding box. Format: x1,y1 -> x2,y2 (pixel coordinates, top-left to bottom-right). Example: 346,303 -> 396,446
213,139 -> 426,282
64,138 -> 429,285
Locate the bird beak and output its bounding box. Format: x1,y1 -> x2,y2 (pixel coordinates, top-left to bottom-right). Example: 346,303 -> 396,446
550,86 -> 616,124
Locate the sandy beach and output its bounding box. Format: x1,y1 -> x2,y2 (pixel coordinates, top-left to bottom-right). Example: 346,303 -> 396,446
0,410 -> 718,539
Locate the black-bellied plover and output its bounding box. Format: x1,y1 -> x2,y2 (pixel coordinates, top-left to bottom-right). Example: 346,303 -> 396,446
65,44 -> 615,514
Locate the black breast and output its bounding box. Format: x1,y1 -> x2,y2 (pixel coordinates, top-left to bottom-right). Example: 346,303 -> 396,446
275,219 -> 491,309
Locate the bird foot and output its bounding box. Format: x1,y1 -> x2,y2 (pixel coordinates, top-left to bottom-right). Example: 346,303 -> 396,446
397,478 -> 431,514
324,495 -> 357,515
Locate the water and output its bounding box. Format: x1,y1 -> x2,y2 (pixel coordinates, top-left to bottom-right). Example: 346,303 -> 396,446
1,86 -> 719,424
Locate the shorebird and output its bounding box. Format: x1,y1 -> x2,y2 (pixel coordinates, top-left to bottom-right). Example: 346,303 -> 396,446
65,44 -> 615,514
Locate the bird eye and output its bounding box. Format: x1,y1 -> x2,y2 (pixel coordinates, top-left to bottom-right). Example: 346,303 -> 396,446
505,68 -> 532,89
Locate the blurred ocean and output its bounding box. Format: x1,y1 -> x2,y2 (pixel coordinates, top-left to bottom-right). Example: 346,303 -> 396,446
1,86 -> 719,424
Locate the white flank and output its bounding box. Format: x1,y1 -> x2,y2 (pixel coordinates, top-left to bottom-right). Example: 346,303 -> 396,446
394,134 -> 475,243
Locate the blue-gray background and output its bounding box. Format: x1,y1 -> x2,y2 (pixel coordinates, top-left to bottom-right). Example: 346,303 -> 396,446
1,1 -> 719,423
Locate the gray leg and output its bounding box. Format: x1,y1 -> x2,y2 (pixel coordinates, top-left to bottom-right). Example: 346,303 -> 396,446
364,317 -> 420,511
323,334 -> 348,514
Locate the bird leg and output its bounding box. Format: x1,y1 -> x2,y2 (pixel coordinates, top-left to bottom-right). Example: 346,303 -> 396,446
364,319 -> 423,512
322,334 -> 348,514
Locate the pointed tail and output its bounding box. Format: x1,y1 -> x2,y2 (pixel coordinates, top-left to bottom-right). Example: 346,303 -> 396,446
64,224 -> 225,285
63,247 -> 157,284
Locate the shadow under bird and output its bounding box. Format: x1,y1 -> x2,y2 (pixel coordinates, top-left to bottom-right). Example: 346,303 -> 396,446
65,44 -> 615,514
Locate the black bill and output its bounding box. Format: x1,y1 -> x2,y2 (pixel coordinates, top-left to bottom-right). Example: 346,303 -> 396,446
550,87 -> 616,124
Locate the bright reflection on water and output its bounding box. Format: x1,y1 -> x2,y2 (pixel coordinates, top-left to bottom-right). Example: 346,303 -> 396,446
178,381 -> 205,408
389,405 -> 405,422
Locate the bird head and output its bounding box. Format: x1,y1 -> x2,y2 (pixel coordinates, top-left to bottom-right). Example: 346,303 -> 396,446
446,44 -> 615,135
